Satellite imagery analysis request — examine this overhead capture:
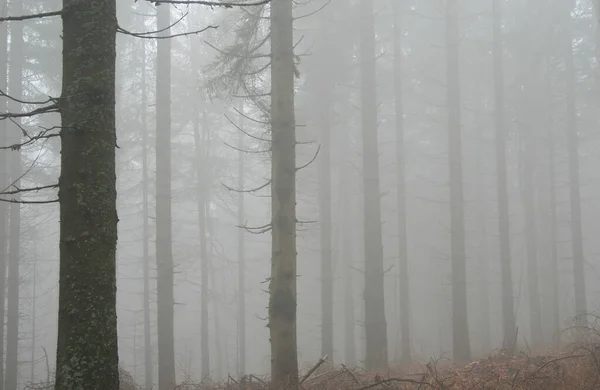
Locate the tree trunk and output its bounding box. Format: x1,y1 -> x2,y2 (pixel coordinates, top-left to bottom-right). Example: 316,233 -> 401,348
493,0 -> 517,351
31,240 -> 37,383
0,1 -> 8,386
140,36 -> 154,390
446,0 -> 471,362
562,0 -> 587,325
520,128 -> 543,347
268,0 -> 298,386
360,0 -> 388,370
155,4 -> 176,389
55,0 -> 119,388
392,0 -> 411,364
476,150 -> 491,354
5,3 -> 23,386
237,106 -> 246,378
316,43 -> 334,370
548,133 -> 560,342
194,112 -> 210,379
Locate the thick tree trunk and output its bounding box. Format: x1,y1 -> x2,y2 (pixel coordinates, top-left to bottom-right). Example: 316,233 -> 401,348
360,0 -> 388,370
55,0 -> 119,388
155,4 -> 176,389
493,0 -> 517,351
446,0 -> 471,362
392,0 -> 411,363
562,0 -> 587,325
268,0 -> 298,386
140,37 -> 154,390
5,3 -> 23,387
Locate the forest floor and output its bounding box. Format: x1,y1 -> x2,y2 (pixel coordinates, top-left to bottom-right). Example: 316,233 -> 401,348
169,344 -> 600,390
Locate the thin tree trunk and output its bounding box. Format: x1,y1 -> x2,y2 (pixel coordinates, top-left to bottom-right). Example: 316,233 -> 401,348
55,0 -> 119,388
0,0 -> 8,384
155,4 -> 176,389
194,112 -> 210,379
548,134 -> 560,342
392,0 -> 411,364
268,0 -> 298,386
446,0 -> 470,362
562,0 -> 587,325
237,106 -> 246,378
521,129 -> 543,347
317,58 -> 334,369
338,108 -> 356,368
140,36 -> 153,390
31,240 -> 37,383
360,0 -> 388,370
493,0 -> 517,352
476,150 -> 491,354
6,4 -> 24,387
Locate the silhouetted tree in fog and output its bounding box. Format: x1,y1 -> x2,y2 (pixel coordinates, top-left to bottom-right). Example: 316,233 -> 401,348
493,0 -> 517,352
446,0 -> 471,362
360,0 -> 388,370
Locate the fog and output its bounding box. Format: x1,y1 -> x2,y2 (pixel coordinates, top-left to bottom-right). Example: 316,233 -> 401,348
1,0 -> 600,388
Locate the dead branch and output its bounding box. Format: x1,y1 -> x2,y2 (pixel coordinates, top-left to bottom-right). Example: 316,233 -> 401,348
0,184 -> 58,196
296,144 -> 321,171
238,222 -> 272,234
341,364 -> 360,384
0,104 -> 58,120
357,377 -> 429,390
224,113 -> 271,142
0,10 -> 62,22
299,355 -> 328,385
118,24 -> 218,39
151,0 -> 270,7
223,178 -> 271,193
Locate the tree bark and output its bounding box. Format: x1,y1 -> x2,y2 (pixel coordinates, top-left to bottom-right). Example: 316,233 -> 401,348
493,0 -> 517,352
360,0 -> 388,370
0,0 -> 9,386
562,0 -> 587,325
237,106 -> 246,378
155,4 -> 176,389
268,0 -> 298,386
140,36 -> 154,390
5,2 -> 23,386
392,0 -> 411,363
194,112 -> 210,379
55,0 -> 119,388
446,0 -> 471,362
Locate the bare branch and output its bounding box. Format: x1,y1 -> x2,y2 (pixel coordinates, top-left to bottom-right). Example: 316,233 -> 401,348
296,144 -> 321,171
224,113 -> 271,143
237,221 -> 272,234
0,184 -> 58,196
118,24 -> 218,39
0,90 -> 57,105
222,178 -> 271,193
0,198 -> 59,205
0,104 -> 59,120
151,0 -> 270,8
0,10 -> 62,22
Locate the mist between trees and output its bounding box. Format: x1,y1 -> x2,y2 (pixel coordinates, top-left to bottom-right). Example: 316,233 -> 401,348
0,0 -> 598,389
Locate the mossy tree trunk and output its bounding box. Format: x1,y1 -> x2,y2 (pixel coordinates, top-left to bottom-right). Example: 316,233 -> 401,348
268,0 -> 298,387
55,0 -> 119,388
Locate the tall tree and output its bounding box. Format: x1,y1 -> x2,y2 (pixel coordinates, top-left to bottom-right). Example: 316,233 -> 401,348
236,106 -> 246,378
392,0 -> 411,363
446,0 -> 470,362
268,0 -> 298,386
561,0 -> 587,325
493,0 -> 517,351
360,0 -> 388,370
155,3 -> 176,389
314,4 -> 334,365
55,0 -> 119,388
0,0 -> 8,384
5,1 -> 24,386
140,35 -> 153,390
